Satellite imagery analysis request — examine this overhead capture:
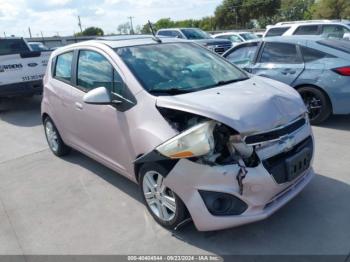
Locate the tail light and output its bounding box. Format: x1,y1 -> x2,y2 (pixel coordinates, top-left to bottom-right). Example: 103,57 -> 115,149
333,66 -> 350,76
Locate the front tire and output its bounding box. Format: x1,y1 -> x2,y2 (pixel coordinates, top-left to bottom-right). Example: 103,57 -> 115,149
139,163 -> 187,229
298,86 -> 332,125
44,117 -> 71,157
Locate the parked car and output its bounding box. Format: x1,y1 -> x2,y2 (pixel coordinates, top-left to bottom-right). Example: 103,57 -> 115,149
213,32 -> 259,46
223,36 -> 350,124
28,42 -> 51,51
42,36 -> 314,231
156,28 -> 232,54
0,37 -> 51,97
254,32 -> 264,38
264,20 -> 350,40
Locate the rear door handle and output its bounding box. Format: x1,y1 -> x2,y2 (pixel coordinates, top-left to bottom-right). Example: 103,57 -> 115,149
75,102 -> 83,110
282,69 -> 296,75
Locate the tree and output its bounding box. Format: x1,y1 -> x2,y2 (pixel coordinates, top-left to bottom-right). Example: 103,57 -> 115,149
75,27 -> 104,36
117,22 -> 131,34
279,0 -> 315,21
312,0 -> 350,19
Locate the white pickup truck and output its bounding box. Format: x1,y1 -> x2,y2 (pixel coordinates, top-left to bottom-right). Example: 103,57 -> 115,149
0,37 -> 51,97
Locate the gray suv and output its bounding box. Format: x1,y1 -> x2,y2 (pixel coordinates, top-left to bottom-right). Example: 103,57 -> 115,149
156,28 -> 232,54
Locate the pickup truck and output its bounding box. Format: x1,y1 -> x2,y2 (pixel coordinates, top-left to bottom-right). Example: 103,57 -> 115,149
0,37 -> 51,97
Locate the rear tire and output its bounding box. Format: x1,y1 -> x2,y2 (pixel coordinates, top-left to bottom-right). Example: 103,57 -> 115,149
139,163 -> 187,229
298,86 -> 332,125
44,117 -> 71,157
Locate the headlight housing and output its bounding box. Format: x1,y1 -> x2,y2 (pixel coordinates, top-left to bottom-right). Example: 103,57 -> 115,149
156,121 -> 216,159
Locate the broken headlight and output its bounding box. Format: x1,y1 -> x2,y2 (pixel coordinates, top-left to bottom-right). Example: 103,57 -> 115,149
157,121 -> 216,159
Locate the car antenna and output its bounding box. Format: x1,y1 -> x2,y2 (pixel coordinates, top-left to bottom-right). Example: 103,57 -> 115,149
148,20 -> 162,43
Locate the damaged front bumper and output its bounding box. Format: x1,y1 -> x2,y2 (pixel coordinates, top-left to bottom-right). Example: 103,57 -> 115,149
163,158 -> 314,231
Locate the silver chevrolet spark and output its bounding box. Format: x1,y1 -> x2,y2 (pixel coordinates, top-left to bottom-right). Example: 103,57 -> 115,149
42,36 -> 314,231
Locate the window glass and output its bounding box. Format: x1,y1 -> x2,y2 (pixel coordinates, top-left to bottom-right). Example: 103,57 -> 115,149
54,52 -> 73,82
225,45 -> 258,65
229,35 -> 243,43
301,46 -> 333,62
77,50 -> 113,91
115,43 -> 247,95
260,42 -> 301,64
158,31 -> 172,37
294,25 -> 319,35
322,25 -> 350,39
265,27 -> 290,37
318,39 -> 350,54
0,39 -> 30,55
239,33 -> 258,41
180,29 -> 211,40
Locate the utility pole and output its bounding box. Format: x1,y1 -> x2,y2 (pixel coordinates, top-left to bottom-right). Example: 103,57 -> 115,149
3,32 -> 6,38
128,16 -> 134,34
28,27 -> 32,38
41,31 -> 45,44
78,16 -> 83,33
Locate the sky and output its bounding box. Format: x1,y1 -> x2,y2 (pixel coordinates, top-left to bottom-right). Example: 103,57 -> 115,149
0,0 -> 221,37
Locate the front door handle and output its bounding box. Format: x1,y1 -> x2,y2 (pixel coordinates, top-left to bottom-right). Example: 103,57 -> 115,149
75,102 -> 83,110
282,68 -> 296,75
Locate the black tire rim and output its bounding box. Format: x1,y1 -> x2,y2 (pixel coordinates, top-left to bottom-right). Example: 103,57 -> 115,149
300,91 -> 323,121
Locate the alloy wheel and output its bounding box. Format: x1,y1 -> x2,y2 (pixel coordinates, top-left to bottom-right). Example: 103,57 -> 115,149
45,121 -> 59,152
142,171 -> 176,222
300,91 -> 323,122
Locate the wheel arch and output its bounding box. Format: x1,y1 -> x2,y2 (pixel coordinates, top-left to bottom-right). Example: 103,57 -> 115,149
294,84 -> 333,114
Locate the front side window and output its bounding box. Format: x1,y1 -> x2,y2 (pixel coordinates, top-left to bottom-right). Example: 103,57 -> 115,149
77,50 -> 125,95
225,45 -> 258,66
260,42 -> 302,64
116,43 -> 247,95
158,31 -> 172,37
77,50 -> 113,92
180,29 -> 211,40
294,25 -> 319,35
54,52 -> 74,82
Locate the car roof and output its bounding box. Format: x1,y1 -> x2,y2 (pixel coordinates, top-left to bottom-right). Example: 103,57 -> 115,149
268,21 -> 350,29
54,35 -> 188,52
157,28 -> 201,31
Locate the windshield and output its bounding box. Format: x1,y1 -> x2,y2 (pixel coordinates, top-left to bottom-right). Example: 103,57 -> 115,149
115,43 -> 248,95
181,29 -> 211,40
239,33 -> 259,41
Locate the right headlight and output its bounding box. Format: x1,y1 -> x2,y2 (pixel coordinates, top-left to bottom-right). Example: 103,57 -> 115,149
156,121 -> 216,159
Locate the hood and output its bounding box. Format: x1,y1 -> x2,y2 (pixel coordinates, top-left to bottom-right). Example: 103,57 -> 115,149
193,38 -> 232,46
156,76 -> 306,135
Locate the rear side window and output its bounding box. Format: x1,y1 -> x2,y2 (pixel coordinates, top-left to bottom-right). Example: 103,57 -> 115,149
260,42 -> 302,64
300,46 -> 334,62
54,52 -> 74,82
317,39 -> 350,54
294,25 -> 319,35
77,50 -> 124,94
0,39 -> 30,55
265,27 -> 290,37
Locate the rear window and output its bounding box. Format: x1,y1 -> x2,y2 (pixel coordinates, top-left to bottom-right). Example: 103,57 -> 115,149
317,39 -> 350,54
0,39 -> 30,55
265,27 -> 290,37
294,25 -> 319,35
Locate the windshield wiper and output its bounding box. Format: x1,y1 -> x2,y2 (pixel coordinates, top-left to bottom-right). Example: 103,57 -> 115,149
215,78 -> 249,86
148,88 -> 193,95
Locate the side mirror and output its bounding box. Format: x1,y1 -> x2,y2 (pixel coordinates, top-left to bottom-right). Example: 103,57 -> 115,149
83,87 -> 121,105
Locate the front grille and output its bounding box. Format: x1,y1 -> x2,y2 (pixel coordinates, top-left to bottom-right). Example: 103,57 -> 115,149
262,136 -> 313,184
245,118 -> 306,145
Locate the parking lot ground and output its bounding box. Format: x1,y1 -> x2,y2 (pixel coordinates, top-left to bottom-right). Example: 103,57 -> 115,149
0,96 -> 350,256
